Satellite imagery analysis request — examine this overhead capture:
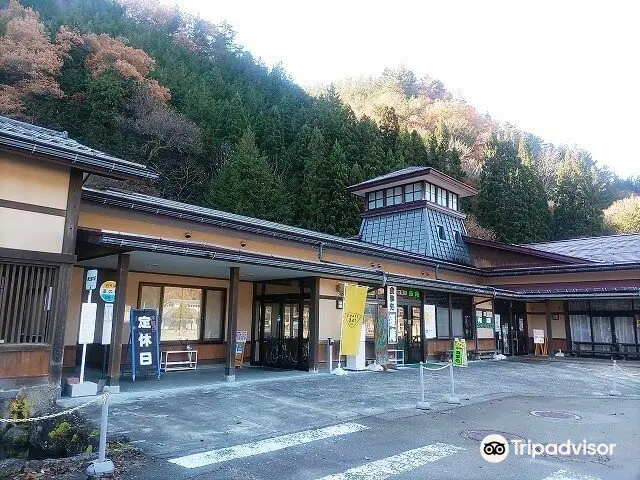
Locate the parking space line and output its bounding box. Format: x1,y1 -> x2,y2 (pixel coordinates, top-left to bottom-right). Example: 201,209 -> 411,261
540,469 -> 601,480
316,443 -> 465,480
168,422 -> 369,469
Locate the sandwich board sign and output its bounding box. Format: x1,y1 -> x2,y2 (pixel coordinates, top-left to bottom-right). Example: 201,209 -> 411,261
533,329 -> 545,344
129,308 -> 161,381
452,338 -> 468,367
235,330 -> 248,368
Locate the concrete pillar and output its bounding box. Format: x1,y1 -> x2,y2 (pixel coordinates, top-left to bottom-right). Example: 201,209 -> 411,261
107,253 -> 130,387
225,266 -> 240,380
545,299 -> 553,356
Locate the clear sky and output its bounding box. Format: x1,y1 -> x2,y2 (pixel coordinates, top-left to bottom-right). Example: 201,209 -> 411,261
172,0 -> 639,178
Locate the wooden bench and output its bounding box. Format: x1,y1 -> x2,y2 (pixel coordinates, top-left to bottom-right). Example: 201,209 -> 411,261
437,349 -> 496,362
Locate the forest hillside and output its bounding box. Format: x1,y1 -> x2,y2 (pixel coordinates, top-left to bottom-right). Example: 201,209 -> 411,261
1,0 -> 638,243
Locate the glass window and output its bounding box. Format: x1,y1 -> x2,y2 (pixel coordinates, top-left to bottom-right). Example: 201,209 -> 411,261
454,230 -> 463,245
436,187 -> 447,206
449,193 -> 458,210
404,182 -> 423,202
385,187 -> 403,206
161,287 -> 201,341
436,306 -> 450,338
451,309 -> 464,338
438,225 -> 446,241
368,190 -> 384,209
427,183 -> 437,202
204,289 -> 224,340
140,285 -> 161,310
364,303 -> 377,339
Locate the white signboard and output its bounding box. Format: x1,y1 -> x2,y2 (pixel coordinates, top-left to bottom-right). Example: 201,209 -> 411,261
386,286 -> 398,345
533,329 -> 545,344
85,269 -> 98,291
424,304 -> 437,339
78,302 -> 97,344
386,286 -> 397,314
494,313 -> 501,333
101,303 -> 113,345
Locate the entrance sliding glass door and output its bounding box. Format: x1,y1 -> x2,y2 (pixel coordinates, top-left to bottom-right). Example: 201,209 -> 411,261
258,296 -> 309,370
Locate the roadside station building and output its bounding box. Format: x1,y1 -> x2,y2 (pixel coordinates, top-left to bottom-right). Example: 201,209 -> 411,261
1,116 -> 639,389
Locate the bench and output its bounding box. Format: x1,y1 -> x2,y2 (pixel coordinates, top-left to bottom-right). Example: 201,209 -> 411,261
161,349 -> 198,372
437,349 -> 496,362
387,349 -> 405,365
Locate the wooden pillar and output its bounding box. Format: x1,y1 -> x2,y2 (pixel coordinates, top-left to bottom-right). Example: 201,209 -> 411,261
545,299 -> 553,356
225,266 -> 240,380
508,301 -> 514,355
107,253 -> 130,387
49,169 -> 82,387
307,277 -> 320,372
563,300 -> 571,352
448,293 -> 453,339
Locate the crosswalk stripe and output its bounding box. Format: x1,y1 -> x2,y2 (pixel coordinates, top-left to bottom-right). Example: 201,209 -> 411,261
540,470 -> 601,480
168,422 -> 369,469
316,443 -> 465,480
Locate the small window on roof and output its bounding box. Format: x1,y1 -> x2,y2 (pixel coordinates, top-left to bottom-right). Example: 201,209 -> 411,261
437,225 -> 446,241
454,230 -> 463,245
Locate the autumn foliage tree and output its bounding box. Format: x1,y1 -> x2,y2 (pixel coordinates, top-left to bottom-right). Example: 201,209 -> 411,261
0,0 -> 64,116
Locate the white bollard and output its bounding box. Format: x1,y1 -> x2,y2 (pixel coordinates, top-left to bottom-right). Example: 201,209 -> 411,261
328,338 -> 333,374
416,362 -> 431,410
446,363 -> 461,404
609,360 -> 622,396
86,394 -> 114,477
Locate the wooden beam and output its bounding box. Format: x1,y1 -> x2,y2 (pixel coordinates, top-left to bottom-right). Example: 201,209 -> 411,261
107,253 -> 130,387
225,266 -> 240,380
49,168 -> 82,387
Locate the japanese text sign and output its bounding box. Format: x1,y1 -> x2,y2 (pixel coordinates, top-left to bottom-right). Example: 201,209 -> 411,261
129,308 -> 160,381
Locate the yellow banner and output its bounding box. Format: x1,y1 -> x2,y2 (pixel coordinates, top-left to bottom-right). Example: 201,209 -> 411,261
341,284 -> 369,355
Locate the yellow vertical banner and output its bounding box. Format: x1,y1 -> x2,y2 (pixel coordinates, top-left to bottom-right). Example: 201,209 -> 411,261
341,284 -> 369,355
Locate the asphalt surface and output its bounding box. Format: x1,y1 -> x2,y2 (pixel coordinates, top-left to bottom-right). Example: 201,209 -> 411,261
69,358 -> 640,479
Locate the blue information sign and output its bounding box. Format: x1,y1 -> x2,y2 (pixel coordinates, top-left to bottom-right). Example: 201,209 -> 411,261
129,308 -> 161,382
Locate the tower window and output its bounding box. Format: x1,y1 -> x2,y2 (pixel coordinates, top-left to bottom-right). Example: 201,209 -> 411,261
438,225 -> 446,241
385,186 -> 403,206
454,230 -> 463,244
404,182 -> 424,202
367,190 -> 384,209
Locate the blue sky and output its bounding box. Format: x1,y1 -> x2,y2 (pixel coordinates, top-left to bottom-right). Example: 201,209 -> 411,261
173,0 -> 639,178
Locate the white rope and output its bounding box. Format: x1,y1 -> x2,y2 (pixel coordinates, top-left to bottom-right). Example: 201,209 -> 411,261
615,363 -> 640,377
0,393 -> 108,424
420,362 -> 453,371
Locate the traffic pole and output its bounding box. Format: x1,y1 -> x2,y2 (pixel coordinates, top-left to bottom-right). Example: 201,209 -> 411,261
446,363 -> 461,404
86,393 -> 114,477
416,362 -> 431,410
609,360 -> 622,396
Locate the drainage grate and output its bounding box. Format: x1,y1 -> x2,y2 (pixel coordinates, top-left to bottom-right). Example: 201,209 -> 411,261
461,430 -> 524,443
530,410 -> 582,420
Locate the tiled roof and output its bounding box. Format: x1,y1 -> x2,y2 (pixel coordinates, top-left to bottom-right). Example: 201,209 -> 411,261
0,116 -> 157,180
351,166 -> 427,188
525,234 -> 640,263
81,187 -> 479,272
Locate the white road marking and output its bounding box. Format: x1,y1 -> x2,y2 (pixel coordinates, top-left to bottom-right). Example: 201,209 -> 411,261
168,422 -> 369,469
540,470 -> 601,480
316,443 -> 465,480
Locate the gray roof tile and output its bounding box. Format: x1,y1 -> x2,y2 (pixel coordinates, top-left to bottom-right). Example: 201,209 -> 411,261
0,115 -> 156,180
525,234 -> 640,263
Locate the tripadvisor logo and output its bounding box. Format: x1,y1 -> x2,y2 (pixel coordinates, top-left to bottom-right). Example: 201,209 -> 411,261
480,434 -> 616,463
480,434 -> 509,463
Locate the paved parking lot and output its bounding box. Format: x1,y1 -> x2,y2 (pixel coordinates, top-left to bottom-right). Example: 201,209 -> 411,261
66,358 -> 640,479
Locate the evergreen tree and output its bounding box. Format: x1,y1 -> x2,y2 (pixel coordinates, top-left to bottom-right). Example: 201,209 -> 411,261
552,158 -> 605,239
379,105 -> 399,152
207,129 -> 284,222
477,138 -> 550,243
